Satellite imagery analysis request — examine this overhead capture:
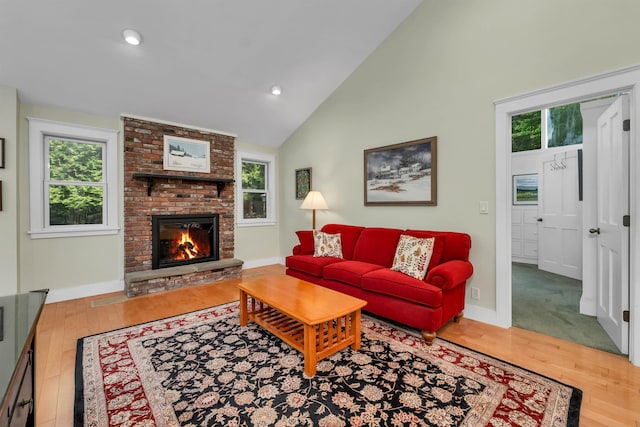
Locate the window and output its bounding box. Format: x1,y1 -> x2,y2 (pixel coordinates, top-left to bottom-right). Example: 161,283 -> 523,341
236,151 -> 276,226
511,111 -> 542,152
28,118 -> 119,238
511,102 -> 583,152
547,104 -> 583,147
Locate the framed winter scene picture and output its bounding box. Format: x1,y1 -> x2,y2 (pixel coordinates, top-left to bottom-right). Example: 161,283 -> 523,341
163,135 -> 210,173
364,137 -> 437,206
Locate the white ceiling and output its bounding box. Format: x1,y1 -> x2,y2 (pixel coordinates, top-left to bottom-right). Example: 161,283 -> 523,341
0,0 -> 421,147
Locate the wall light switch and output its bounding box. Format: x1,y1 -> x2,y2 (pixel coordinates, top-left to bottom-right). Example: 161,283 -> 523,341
479,201 -> 489,214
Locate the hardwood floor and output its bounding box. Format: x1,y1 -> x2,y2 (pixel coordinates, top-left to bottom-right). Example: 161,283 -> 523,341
35,264 -> 640,426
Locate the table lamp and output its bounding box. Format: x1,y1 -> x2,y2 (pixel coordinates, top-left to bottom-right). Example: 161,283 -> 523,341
300,191 -> 328,229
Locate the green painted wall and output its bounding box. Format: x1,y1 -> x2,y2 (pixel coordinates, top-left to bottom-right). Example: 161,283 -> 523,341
18,104 -> 123,293
234,141 -> 281,264
5,0 -> 640,301
0,86 -> 19,296
277,0 -> 640,311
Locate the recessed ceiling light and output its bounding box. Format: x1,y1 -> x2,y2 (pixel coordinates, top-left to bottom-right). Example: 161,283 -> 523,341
122,29 -> 142,46
271,85 -> 282,96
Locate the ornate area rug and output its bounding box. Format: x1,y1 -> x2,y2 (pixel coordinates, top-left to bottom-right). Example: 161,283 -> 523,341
75,302 -> 581,426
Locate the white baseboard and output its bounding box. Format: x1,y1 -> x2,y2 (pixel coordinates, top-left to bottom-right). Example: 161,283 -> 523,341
463,303 -> 505,328
579,296 -> 597,316
512,257 -> 537,265
45,258 -> 287,303
242,257 -> 285,269
46,280 -> 125,304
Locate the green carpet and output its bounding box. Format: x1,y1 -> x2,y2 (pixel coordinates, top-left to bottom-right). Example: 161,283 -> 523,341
512,262 -> 622,355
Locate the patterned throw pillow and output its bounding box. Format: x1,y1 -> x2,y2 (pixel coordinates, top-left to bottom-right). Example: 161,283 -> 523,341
313,230 -> 344,258
391,235 -> 435,280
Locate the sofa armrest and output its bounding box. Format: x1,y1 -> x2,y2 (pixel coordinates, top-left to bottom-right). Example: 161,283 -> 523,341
292,244 -> 303,255
425,260 -> 474,290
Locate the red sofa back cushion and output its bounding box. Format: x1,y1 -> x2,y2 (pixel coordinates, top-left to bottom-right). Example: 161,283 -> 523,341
404,230 -> 471,262
320,224 -> 364,260
352,228 -> 403,267
295,230 -> 315,255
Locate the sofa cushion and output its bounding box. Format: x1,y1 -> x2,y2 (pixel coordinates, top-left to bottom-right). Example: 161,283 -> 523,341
352,227 -> 403,267
295,230 -> 314,255
391,235 -> 435,280
323,261 -> 384,287
361,268 -> 442,307
285,255 -> 344,277
313,230 -> 343,258
320,224 -> 364,260
400,233 -> 444,273
404,230 -> 470,263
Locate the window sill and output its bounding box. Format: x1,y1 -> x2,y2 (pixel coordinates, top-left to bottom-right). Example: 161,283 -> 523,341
29,226 -> 120,239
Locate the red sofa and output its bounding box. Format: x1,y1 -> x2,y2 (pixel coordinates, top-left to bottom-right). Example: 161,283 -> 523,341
285,224 -> 473,344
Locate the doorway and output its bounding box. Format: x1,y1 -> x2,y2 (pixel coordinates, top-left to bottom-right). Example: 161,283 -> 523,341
509,96 -> 624,353
494,65 -> 640,366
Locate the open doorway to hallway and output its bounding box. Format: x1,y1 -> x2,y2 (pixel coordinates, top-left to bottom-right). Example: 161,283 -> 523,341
509,94 -> 629,355
495,64 -> 640,366
511,262 -> 621,354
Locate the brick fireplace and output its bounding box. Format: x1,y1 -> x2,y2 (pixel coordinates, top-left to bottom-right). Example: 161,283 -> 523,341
123,116 -> 242,297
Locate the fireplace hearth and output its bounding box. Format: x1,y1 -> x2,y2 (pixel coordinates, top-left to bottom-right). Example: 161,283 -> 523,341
152,214 -> 219,269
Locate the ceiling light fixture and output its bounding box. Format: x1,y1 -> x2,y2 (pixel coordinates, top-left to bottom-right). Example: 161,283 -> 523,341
271,85 -> 282,96
122,29 -> 142,46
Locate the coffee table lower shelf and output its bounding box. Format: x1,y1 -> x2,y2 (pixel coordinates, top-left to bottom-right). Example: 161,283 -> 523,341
241,298 -> 361,377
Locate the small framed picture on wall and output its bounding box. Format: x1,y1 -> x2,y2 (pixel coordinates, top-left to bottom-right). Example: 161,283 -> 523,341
295,167 -> 312,199
512,173 -> 538,205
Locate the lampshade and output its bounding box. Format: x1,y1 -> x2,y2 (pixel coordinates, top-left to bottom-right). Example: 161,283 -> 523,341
300,191 -> 328,210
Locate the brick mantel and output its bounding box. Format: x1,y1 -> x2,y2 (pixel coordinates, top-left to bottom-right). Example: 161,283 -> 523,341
123,116 -> 240,295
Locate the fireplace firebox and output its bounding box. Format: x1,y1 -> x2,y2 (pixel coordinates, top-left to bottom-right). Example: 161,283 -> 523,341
152,214 -> 219,269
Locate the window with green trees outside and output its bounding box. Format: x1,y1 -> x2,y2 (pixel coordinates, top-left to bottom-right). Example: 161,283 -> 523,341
511,102 -> 583,152
47,137 -> 105,225
241,160 -> 267,219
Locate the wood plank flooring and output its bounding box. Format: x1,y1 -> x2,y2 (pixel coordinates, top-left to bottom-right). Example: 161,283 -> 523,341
35,264 -> 640,426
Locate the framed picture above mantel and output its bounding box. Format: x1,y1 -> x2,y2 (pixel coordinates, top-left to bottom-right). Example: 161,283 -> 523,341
364,137 -> 437,206
163,135 -> 210,173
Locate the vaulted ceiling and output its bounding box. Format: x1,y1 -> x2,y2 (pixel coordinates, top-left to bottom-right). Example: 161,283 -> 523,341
0,0 -> 422,147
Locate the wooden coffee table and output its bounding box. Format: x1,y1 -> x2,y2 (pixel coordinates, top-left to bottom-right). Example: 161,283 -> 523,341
238,275 -> 367,377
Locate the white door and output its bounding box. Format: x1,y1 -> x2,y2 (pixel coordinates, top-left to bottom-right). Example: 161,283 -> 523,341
538,151 -> 582,279
595,95 -> 630,354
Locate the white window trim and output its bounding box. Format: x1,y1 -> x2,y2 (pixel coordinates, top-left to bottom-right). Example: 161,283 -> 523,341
235,151 -> 276,227
28,118 -> 119,239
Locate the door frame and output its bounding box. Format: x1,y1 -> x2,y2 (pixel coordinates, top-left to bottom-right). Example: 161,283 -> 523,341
494,64 -> 640,365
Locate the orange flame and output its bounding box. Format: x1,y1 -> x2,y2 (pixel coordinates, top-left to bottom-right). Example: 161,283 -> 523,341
176,231 -> 200,259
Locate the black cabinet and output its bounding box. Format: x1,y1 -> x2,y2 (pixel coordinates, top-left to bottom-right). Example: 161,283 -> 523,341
0,290 -> 47,427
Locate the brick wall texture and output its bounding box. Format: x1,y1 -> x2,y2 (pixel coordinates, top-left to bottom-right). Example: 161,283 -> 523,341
123,117 -> 236,282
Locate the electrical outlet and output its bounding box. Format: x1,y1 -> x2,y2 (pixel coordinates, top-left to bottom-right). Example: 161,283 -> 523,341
471,287 -> 480,300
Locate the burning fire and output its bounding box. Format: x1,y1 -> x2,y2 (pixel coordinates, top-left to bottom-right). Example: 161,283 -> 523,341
176,231 -> 200,259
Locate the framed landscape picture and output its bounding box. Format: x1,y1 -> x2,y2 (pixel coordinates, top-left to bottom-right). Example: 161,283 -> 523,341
163,135 -> 210,173
295,167 -> 312,199
364,137 -> 437,206
513,173 -> 538,205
